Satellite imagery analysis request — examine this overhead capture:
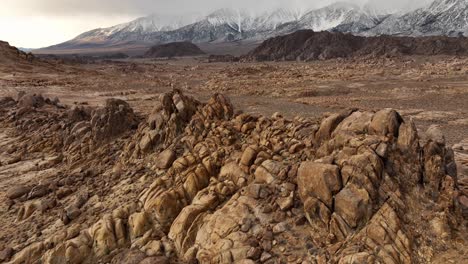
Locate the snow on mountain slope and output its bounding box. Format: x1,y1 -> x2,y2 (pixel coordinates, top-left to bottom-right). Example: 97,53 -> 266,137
61,12 -> 203,45
298,2 -> 364,31
52,7 -> 307,48
254,8 -> 307,31
367,0 -> 468,36
201,8 -> 306,34
40,0 -> 468,53
111,13 -> 203,33
273,2 -> 385,36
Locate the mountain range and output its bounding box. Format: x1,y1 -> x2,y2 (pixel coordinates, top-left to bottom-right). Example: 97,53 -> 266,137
37,0 -> 468,54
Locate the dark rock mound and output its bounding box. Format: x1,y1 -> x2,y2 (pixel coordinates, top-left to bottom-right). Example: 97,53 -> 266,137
102,52 -> 129,60
144,42 -> 206,58
0,40 -> 35,64
246,30 -> 468,61
207,54 -> 239,63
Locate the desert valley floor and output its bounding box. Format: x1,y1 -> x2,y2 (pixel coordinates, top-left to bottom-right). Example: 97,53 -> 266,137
0,54 -> 467,263
1,56 -> 467,143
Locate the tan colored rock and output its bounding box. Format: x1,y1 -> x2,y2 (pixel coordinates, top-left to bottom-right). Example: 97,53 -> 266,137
369,109 -> 401,138
155,149 -> 176,169
202,93 -> 234,120
425,125 -> 445,145
276,192 -> 294,211
168,187 -> 224,255
144,188 -> 186,229
334,184 -> 371,228
339,151 -> 383,198
240,145 -> 258,167
169,203 -> 207,254
111,249 -> 147,264
141,240 -> 163,256
254,160 -> 283,184
6,185 -> 31,199
219,162 -> 248,187
139,130 -> 159,152
1,90 -> 461,264
329,213 -> 351,242
60,232 -> 93,263
65,205 -> 81,221
9,242 -> 45,264
315,113 -> 348,146
89,215 -> 119,257
338,252 -> 375,264
430,215 -> 450,239
273,222 -> 288,234
423,138 -> 446,193
332,111 -> 374,136
17,200 -> 42,221
297,162 -> 342,208
397,118 -> 419,152
129,212 -> 152,241
140,256 -> 170,264
303,196 -> 331,229
183,165 -> 211,200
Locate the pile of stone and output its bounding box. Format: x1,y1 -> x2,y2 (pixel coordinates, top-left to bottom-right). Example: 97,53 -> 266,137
0,91 -> 465,264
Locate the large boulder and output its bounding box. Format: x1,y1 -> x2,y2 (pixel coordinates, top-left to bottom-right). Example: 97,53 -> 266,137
6,185 -> 31,199
332,111 -> 374,136
368,109 -> 402,138
314,112 -> 349,146
154,149 -> 176,169
334,183 -> 372,228
297,162 -> 342,208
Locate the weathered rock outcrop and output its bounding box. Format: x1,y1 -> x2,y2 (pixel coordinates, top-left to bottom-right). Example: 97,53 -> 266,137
0,41 -> 35,64
0,91 -> 465,264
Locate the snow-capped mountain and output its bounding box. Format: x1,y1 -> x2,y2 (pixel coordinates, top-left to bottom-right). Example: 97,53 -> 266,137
49,7 -> 306,49
300,3 -> 370,31
300,2 -> 386,33
270,2 -> 387,37
255,8 -> 306,31
367,0 -> 468,36
46,13 -> 203,49
40,0 -> 468,53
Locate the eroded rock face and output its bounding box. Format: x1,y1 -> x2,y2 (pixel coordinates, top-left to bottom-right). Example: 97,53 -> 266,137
298,162 -> 342,209
91,98 -> 137,141
1,91 -> 465,264
130,90 -> 201,156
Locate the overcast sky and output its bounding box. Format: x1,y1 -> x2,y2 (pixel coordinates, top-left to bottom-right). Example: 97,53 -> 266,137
1,0 -> 433,48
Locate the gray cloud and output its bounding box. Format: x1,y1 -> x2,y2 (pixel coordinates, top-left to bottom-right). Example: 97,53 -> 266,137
5,0 -> 434,17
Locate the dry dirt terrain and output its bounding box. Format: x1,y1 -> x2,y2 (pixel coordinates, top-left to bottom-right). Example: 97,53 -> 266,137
0,44 -> 467,264
2,55 -> 467,144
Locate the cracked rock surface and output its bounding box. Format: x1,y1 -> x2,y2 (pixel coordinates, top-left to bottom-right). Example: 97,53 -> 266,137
0,91 -> 466,264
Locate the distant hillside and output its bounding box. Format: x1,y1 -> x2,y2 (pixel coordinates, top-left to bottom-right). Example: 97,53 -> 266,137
144,42 -> 206,58
0,41 -> 35,64
246,30 -> 468,61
